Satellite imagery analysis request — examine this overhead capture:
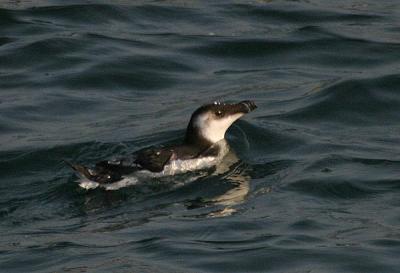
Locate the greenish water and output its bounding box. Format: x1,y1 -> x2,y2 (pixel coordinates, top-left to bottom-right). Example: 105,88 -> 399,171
1,1 -> 400,272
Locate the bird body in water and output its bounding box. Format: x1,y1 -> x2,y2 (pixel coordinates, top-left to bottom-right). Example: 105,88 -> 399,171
67,100 -> 257,190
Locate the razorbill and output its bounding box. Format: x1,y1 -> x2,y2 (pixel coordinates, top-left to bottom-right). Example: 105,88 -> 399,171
67,100 -> 257,189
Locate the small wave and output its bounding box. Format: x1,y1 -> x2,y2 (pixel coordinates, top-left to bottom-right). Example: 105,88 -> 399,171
270,75 -> 400,126
224,3 -> 381,24
286,178 -> 378,200
25,4 -> 130,25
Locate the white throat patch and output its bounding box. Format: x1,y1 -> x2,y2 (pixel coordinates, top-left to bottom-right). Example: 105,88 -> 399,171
194,112 -> 244,143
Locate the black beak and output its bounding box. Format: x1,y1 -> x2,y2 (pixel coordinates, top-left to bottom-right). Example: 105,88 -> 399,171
238,100 -> 257,113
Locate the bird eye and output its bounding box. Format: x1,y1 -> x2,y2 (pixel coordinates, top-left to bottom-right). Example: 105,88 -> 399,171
215,110 -> 223,116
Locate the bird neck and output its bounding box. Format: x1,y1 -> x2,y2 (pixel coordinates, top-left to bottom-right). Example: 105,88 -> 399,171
184,123 -> 214,150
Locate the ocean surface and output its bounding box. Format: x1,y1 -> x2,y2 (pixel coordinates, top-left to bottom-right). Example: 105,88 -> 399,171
1,0 -> 400,272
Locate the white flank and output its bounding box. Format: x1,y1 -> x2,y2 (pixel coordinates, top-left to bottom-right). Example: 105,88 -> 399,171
77,140 -> 230,191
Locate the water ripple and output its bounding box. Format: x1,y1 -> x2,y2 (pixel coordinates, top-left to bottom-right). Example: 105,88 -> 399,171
1,1 -> 400,272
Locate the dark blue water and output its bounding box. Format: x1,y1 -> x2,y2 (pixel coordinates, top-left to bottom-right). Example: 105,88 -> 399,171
1,1 -> 400,272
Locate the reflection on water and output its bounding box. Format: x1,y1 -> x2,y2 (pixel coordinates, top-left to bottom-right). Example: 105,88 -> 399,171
209,149 -> 250,207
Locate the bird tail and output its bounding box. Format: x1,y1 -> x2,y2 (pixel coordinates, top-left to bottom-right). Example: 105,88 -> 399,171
64,160 -> 94,180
